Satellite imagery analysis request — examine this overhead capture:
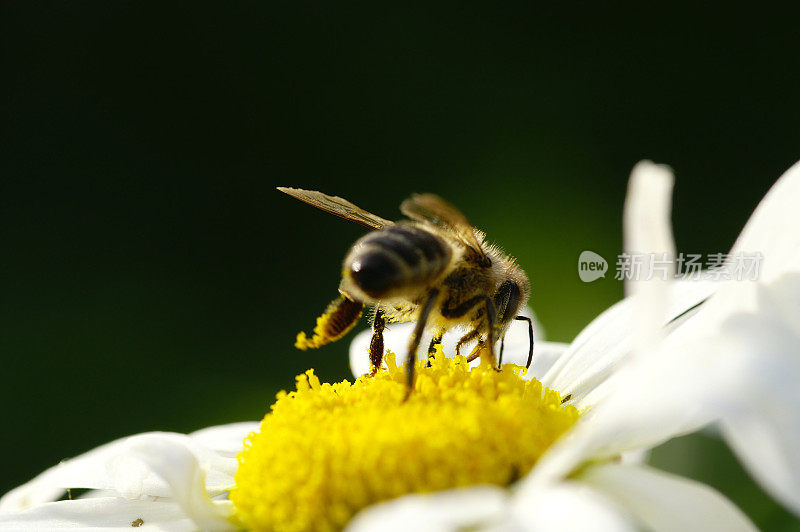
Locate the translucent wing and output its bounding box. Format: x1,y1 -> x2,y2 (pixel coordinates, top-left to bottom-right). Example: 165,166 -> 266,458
277,187 -> 394,230
400,193 -> 487,259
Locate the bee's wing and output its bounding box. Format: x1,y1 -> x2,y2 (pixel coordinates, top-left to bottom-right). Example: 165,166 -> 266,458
277,187 -> 394,230
400,193 -> 487,259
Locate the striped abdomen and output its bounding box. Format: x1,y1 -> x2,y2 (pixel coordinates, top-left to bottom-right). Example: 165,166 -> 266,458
343,224 -> 452,299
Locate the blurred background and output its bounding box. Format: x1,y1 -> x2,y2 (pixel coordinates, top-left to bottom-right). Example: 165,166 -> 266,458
2,3 -> 799,528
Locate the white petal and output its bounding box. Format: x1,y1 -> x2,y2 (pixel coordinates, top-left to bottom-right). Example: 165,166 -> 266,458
579,463 -> 756,532
188,422 -> 256,489
0,436 -> 141,511
350,307 -> 547,378
523,334 -> 718,489
528,279 -> 800,513
660,162 -> 800,362
528,279 -> 797,491
625,275 -> 800,519
676,160 -> 800,342
623,162 -> 676,350
705,275 -> 800,516
0,424 -> 250,513
346,486 -> 509,532
623,160 -> 676,280
543,278 -> 717,408
619,448 -> 650,466
729,159 -> 800,284
188,422 -> 257,456
0,497 -> 201,530
524,165 -> 800,487
122,436 -> 233,531
511,480 -> 635,532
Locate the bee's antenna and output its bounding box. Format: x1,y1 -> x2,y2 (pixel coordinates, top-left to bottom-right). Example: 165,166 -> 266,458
514,316 -> 534,369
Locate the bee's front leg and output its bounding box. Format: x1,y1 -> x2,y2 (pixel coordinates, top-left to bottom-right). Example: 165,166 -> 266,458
466,340 -> 485,363
442,295 -> 500,370
482,296 -> 499,370
454,329 -> 480,359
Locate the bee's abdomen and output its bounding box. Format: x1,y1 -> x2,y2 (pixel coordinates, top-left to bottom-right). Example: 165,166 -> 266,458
345,225 -> 452,299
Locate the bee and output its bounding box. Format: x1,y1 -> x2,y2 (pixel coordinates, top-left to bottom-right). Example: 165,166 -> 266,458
278,187 -> 534,389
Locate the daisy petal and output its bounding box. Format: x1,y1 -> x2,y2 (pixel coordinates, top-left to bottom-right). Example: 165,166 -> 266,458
623,160 -> 676,277
523,334 -> 716,487
623,161 -> 676,310
668,162 -> 800,345
0,497 -> 197,530
511,480 -> 635,532
0,424 -> 250,513
729,159 -> 800,284
707,275 -> 800,516
579,463 -> 756,532
345,486 -> 509,532
189,422 -> 257,456
543,278 -> 717,408
0,436 -> 143,512
122,436 -> 234,531
188,422 -> 257,486
528,277 -> 798,518
565,161 -> 675,402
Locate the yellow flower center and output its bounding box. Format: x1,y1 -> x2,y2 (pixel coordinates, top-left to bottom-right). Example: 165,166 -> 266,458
231,349 -> 579,532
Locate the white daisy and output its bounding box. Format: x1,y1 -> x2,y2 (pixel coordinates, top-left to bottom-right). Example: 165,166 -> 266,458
2,160 -> 799,531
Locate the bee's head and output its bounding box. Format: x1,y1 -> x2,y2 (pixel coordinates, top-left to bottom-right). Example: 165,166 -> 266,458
493,273 -> 530,327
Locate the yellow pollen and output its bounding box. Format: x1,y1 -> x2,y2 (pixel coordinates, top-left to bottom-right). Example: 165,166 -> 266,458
231,349 -> 579,532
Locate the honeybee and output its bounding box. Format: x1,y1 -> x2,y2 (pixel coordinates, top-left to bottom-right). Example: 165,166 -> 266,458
278,187 -> 534,389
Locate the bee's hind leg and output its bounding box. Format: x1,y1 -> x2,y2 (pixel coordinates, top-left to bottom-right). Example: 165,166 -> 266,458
295,293 -> 364,350
368,307 -> 386,376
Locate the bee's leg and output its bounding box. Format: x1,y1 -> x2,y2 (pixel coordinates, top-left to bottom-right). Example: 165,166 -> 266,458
515,315 -> 535,369
466,340 -> 486,363
295,293 -> 364,350
483,296 -> 499,370
405,288 -> 440,394
455,329 -> 480,359
441,295 -> 499,368
426,330 -> 444,363
368,307 -> 386,376
499,333 -> 506,367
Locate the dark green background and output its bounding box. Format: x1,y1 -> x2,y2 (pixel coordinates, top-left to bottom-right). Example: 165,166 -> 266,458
3,3 -> 799,528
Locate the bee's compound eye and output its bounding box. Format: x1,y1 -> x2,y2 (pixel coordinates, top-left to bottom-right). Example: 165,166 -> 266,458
349,253 -> 398,298
495,280 -> 522,322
